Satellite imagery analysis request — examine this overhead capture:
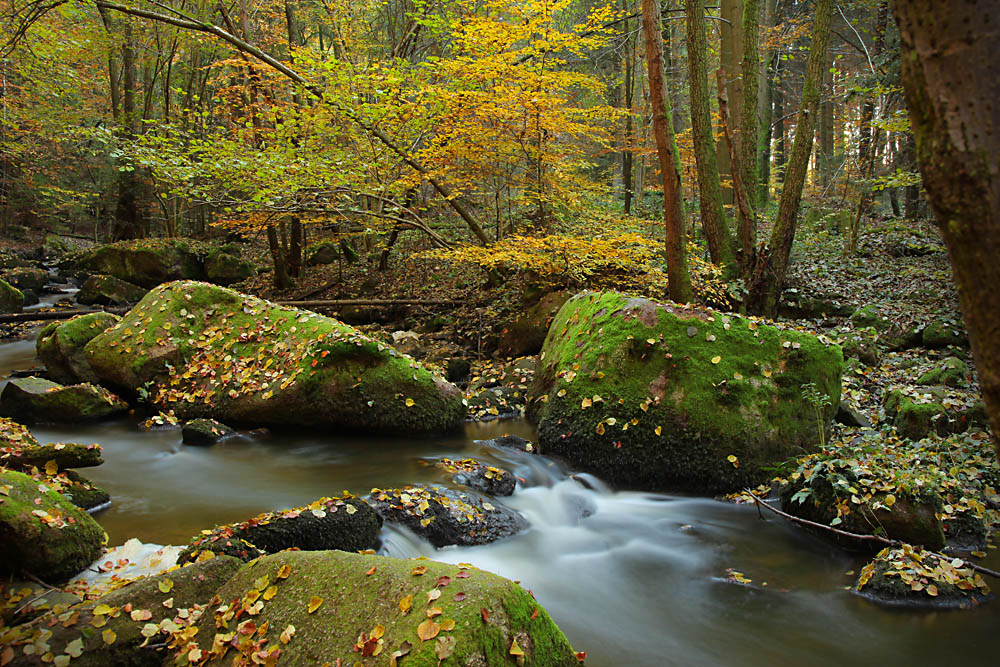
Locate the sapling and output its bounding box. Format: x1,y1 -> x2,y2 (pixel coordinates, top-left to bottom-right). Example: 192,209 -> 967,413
801,381 -> 833,448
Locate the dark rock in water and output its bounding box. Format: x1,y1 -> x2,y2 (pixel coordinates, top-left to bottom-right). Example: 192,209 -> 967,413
178,495 -> 381,564
466,385 -> 525,421
0,469 -> 105,583
186,550 -> 580,666
1,266 -> 49,293
437,458 -> 516,496
76,273 -> 148,306
446,357 -> 472,383
20,288 -> 39,307
854,547 -> 993,610
61,470 -> 111,512
366,485 -> 526,548
181,418 -> 236,446
84,281 -> 465,435
0,377 -> 129,424
0,418 -> 104,469
836,401 -> 872,428
0,556 -> 243,666
475,434 -> 537,454
36,312 -> 120,385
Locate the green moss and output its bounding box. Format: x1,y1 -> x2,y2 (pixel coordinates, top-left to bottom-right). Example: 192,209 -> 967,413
0,469 -> 105,582
188,551 -> 579,666
531,292 -> 842,492
0,279 -> 24,314
37,312 -> 120,385
917,357 -> 968,387
922,320 -> 968,349
850,304 -> 891,333
896,400 -> 947,440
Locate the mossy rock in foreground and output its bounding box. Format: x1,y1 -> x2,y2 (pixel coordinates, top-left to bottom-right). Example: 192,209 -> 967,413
0,556 -> 243,667
855,547 -> 993,610
0,377 -> 129,424
530,292 -> 843,493
0,469 -> 105,583
83,281 -> 465,435
36,312 -> 120,385
185,550 -> 581,666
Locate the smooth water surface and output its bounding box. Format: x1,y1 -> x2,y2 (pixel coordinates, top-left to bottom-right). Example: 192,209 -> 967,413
2,337 -> 997,666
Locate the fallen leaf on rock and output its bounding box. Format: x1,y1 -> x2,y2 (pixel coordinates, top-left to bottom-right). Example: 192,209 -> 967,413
417,618 -> 440,641
307,596 -> 323,613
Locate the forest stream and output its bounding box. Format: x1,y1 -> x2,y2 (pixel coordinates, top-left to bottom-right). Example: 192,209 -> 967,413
2,335 -> 998,666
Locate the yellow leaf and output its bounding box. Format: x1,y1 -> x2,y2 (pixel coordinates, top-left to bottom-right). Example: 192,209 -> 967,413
307,596 -> 323,613
102,629 -> 117,645
655,426 -> 662,436
372,624 -> 385,639
510,639 -> 525,656
417,618 -> 440,641
884,494 -> 896,507
399,594 -> 413,615
280,624 -> 295,644
440,618 -> 456,631
581,397 -> 592,409
927,584 -> 939,596
65,638 -> 84,658
595,422 -> 605,436
44,460 -> 58,476
158,579 -> 174,594
727,455 -> 739,468
405,398 -> 415,407
711,356 -> 721,364
263,586 -> 278,601
277,564 -> 292,579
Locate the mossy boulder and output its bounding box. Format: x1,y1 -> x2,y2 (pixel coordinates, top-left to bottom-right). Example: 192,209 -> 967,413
67,238 -> 207,288
1,267 -> 49,293
36,312 -> 121,384
203,248 -> 256,286
884,390 -> 949,440
83,281 -> 465,435
0,469 -> 105,583
922,320 -> 969,349
438,458 -> 517,497
0,377 -> 129,424
184,550 -> 580,666
498,290 -> 571,358
0,556 -> 243,667
181,418 -> 236,446
850,304 -> 892,333
366,485 -> 525,547
0,279 -> 24,314
779,290 -> 854,319
917,357 -> 969,388
530,293 -> 843,493
0,418 -> 103,470
855,547 -> 992,609
178,495 -> 381,564
839,326 -> 881,366
304,240 -> 340,266
76,274 -> 148,306
60,471 -> 111,512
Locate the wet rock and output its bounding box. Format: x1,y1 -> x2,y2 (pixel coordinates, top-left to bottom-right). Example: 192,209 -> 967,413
0,377 -> 129,424
0,556 -> 243,666
0,469 -> 105,583
531,292 -> 843,493
76,273 -> 148,306
0,279 -> 24,314
1,267 -> 49,293
181,418 -> 236,446
366,485 -> 525,548
60,470 -> 111,512
84,281 -> 465,435
36,312 -> 120,385
19,289 -> 38,307
854,546 -> 992,610
922,319 -> 969,349
184,550 -> 580,666
178,495 -> 381,564
0,418 -> 103,469
437,458 -> 516,496
498,290 -> 571,358
917,356 -> 969,388
476,434 -> 537,454
466,385 -> 525,421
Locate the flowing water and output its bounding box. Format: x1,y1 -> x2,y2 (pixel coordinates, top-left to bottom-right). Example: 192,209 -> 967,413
2,335 -> 998,665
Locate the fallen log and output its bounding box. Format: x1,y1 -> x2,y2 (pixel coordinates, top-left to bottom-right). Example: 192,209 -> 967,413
276,299 -> 465,308
0,309 -> 104,324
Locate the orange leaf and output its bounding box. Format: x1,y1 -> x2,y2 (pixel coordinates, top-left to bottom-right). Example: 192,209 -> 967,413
417,618 -> 440,641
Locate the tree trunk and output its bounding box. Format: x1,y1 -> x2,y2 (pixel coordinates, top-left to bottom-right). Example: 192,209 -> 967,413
739,0 -> 760,214
113,19 -> 140,241
774,55 -> 786,186
718,0 -> 744,207
267,225 -> 291,290
622,4 -> 635,216
818,49 -> 834,190
893,0 -> 1000,456
642,0 -> 693,303
684,0 -> 736,275
757,0 -> 778,205
745,0 -> 833,315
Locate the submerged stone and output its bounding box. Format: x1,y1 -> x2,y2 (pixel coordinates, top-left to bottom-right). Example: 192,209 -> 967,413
530,292 -> 843,493
181,418 -> 236,446
83,281 -> 466,435
438,458 -> 517,496
855,546 -> 992,610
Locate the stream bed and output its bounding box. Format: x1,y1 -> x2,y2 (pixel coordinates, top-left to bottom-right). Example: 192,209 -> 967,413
2,336 -> 998,665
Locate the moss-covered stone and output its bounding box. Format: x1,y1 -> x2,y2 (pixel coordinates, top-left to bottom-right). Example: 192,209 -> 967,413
895,399 -> 947,440
498,290 -> 571,358
203,249 -> 256,286
36,312 -> 120,385
60,470 -> 111,512
0,377 -> 128,424
76,274 -> 148,306
850,304 -> 892,333
922,320 -> 969,349
181,418 -> 235,446
0,419 -> 103,469
0,469 -> 105,583
1,267 -> 49,293
917,356 -> 969,387
0,556 -> 243,666
855,547 -> 992,610
304,240 -> 340,266
66,238 -> 208,289
0,279 -> 24,314
178,495 -> 381,564
438,458 -> 516,496
83,281 -> 465,435
840,326 -> 880,366
184,550 -> 580,666
530,292 -> 843,493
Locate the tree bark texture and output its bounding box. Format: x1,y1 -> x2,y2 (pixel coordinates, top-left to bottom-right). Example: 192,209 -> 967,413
642,0 -> 693,303
684,0 -> 736,275
892,0 -> 1000,456
739,0 -> 760,214
745,0 -> 833,315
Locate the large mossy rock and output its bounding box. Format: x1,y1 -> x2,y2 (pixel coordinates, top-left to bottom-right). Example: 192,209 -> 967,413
0,417 -> 103,469
0,377 -> 128,424
0,556 -> 243,667
83,281 -> 466,434
530,293 -> 843,493
76,273 -> 148,306
1,267 -> 49,293
67,238 -> 207,288
304,240 -> 340,266
36,312 -> 121,385
183,550 -> 580,666
922,319 -> 969,349
855,547 -> 993,610
0,279 -> 24,314
917,357 -> 969,388
0,469 -> 105,583
178,495 -> 381,564
498,290 -> 571,358
203,248 -> 256,286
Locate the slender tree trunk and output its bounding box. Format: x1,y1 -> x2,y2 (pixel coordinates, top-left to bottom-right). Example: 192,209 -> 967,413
739,0 -> 760,213
718,0 -> 744,207
267,225 -> 291,289
745,0 -> 833,315
642,0 -> 693,303
113,19 -> 139,241
757,0 -> 778,205
774,55 -> 786,186
818,49 -> 835,190
622,5 -> 635,216
893,0 -> 1000,456
685,0 -> 736,275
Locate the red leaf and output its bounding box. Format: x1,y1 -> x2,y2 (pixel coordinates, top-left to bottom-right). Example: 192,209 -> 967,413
480,608 -> 489,623
530,607 -> 538,620
454,592 -> 467,602
435,575 -> 452,588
